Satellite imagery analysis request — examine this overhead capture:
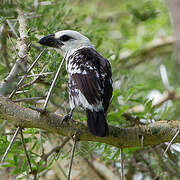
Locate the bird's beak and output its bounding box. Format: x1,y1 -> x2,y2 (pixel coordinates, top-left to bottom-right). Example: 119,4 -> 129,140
38,34 -> 64,48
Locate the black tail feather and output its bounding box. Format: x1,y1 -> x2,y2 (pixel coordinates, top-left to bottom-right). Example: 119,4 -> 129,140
86,109 -> 109,137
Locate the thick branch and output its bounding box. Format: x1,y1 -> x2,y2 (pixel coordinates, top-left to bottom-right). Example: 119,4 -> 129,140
0,6 -> 29,96
0,95 -> 180,148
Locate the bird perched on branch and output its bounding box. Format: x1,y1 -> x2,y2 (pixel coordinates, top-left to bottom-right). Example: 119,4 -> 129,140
39,30 -> 113,137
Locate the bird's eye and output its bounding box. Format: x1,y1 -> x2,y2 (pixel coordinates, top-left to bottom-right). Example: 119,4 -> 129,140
59,35 -> 71,42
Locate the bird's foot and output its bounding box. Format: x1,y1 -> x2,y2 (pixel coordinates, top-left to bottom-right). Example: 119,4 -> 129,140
61,108 -> 75,123
61,113 -> 73,123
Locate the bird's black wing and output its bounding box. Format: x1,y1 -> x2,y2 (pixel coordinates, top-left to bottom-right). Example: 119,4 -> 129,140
69,48 -> 113,110
72,69 -> 103,106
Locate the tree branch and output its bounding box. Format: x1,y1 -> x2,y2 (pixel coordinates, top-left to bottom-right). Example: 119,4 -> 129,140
119,36 -> 174,69
0,95 -> 180,148
0,6 -> 29,96
41,137 -> 70,162
129,90 -> 180,113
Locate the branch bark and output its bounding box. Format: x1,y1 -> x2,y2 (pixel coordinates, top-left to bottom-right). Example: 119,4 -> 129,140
0,6 -> 29,96
0,95 -> 180,148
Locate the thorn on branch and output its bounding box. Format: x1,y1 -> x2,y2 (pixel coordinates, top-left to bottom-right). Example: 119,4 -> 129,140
42,51 -> 67,112
120,148 -> 124,180
39,129 -> 45,156
6,19 -> 19,38
25,72 -> 54,78
15,90 -> 29,95
29,51 -> 67,114
163,128 -> 180,156
8,34 -> 19,59
20,128 -> 33,173
140,135 -> 144,147
67,134 -> 78,180
1,126 -> 20,163
9,49 -> 46,99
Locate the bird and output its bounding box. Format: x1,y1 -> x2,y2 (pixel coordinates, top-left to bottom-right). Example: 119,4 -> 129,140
38,30 -> 113,137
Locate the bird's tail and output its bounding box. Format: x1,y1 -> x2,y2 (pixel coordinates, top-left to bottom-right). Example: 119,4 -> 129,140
86,109 -> 109,137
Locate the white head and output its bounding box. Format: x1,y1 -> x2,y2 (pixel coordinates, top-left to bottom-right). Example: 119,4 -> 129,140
39,30 -> 93,57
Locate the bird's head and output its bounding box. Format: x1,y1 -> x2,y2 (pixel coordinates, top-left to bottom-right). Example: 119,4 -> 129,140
38,30 -> 92,57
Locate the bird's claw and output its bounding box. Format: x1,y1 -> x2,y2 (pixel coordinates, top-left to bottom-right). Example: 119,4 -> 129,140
62,113 -> 73,123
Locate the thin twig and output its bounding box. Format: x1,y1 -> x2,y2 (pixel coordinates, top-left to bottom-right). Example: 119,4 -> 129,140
9,49 -> 46,99
163,128 -> 180,156
154,147 -> 180,177
25,72 -> 53,78
1,127 -> 20,163
22,76 -> 41,88
39,129 -> 44,156
20,128 -> 33,173
120,148 -> 124,180
21,67 -> 47,89
6,19 -> 19,38
67,139 -> 77,180
15,90 -> 29,94
8,34 -> 18,58
42,137 -> 70,161
13,96 -> 45,103
38,53 -> 67,161
42,52 -> 67,111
